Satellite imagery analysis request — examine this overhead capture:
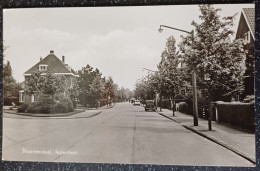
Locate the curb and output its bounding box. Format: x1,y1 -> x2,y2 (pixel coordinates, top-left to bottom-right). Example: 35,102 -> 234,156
86,104 -> 115,110
183,125 -> 256,165
157,111 -> 256,165
4,109 -> 86,117
157,112 -> 180,123
51,111 -> 103,119
3,110 -> 102,119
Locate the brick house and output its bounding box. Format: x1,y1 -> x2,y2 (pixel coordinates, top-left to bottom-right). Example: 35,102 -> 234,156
19,50 -> 77,104
235,8 -> 255,99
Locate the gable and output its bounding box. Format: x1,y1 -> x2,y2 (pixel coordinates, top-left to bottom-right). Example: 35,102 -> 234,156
236,8 -> 255,40
24,51 -> 75,75
243,8 -> 255,38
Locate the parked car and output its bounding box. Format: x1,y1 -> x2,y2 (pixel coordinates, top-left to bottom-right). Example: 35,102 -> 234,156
133,100 -> 141,106
145,100 -> 156,111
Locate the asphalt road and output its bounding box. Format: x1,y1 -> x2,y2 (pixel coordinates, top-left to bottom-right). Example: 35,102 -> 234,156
2,102 -> 254,166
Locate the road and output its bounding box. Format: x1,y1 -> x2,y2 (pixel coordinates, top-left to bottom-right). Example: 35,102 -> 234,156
2,102 -> 254,166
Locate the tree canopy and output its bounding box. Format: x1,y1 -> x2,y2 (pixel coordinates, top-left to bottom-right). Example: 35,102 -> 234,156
179,4 -> 246,101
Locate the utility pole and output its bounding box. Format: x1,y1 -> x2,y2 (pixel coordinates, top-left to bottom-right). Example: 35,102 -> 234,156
159,25 -> 198,126
192,72 -> 198,126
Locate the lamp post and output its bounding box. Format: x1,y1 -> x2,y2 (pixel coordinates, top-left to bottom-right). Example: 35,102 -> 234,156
158,25 -> 198,126
142,68 -> 162,112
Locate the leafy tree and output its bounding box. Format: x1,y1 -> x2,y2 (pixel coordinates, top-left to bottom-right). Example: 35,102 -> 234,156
104,76 -> 116,106
116,87 -> 134,102
134,74 -> 157,104
77,65 -> 102,107
158,36 -> 186,114
3,60 -> 22,105
68,83 -> 80,108
179,4 -> 246,102
26,71 -> 66,104
90,75 -> 105,108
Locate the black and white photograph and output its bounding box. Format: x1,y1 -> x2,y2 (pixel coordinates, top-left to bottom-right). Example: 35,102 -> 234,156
2,4 -> 255,166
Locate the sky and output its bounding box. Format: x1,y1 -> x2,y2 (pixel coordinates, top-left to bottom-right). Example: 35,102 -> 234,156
3,4 -> 255,91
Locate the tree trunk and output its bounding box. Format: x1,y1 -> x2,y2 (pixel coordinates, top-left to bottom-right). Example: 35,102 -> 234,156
95,96 -> 97,109
51,93 -> 54,113
172,91 -> 175,116
208,95 -> 212,131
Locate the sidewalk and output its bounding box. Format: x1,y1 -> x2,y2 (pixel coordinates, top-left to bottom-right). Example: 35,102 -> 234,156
157,108 -> 256,164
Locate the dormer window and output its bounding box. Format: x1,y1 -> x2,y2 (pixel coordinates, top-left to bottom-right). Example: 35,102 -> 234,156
39,64 -> 48,71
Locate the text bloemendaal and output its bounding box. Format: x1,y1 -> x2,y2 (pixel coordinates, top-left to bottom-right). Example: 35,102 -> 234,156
22,148 -> 78,155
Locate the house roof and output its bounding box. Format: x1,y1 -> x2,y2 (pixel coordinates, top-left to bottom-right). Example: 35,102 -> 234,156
240,8 -> 255,40
24,51 -> 77,76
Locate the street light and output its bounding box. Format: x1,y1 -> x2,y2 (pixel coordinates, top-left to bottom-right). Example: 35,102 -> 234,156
158,25 -> 199,126
142,68 -> 162,112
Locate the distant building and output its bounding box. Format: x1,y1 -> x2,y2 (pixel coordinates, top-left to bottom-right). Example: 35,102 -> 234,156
235,8 -> 255,99
19,50 -> 77,104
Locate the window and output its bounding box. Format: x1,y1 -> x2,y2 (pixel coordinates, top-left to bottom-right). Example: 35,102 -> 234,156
31,94 -> 36,102
244,31 -> 251,44
39,65 -> 48,71
19,90 -> 24,102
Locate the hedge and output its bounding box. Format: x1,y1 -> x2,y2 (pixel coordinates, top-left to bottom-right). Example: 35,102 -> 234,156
4,97 -> 19,106
27,102 -> 43,113
161,99 -> 171,109
18,103 -> 29,113
178,102 -> 188,113
216,102 -> 255,132
18,96 -> 74,114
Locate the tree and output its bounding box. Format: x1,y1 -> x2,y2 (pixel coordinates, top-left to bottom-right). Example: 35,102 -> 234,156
158,36 -> 186,114
103,76 -> 116,106
90,75 -> 105,108
134,74 -> 157,104
77,65 -> 102,107
3,60 -> 22,105
68,83 -> 80,109
115,87 -> 133,102
179,4 -> 246,103
26,71 -> 66,105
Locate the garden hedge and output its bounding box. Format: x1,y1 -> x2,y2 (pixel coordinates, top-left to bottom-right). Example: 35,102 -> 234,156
216,102 -> 255,132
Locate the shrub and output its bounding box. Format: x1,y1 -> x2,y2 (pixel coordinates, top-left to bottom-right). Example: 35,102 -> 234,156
161,99 -> 171,109
178,102 -> 188,113
54,102 -> 69,113
25,94 -> 54,114
38,95 -> 54,114
18,103 -> 29,113
60,96 -> 74,112
216,102 -> 255,132
27,102 -> 43,113
183,93 -> 193,115
4,97 -> 19,106
24,94 -> 74,114
72,100 -> 77,109
54,96 -> 74,113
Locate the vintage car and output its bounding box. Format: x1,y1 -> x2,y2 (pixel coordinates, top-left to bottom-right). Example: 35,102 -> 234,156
133,100 -> 141,106
145,100 -> 156,111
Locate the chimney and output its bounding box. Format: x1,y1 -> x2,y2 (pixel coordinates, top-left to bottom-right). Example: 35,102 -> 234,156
40,56 -> 42,61
50,50 -> 54,54
62,56 -> 65,63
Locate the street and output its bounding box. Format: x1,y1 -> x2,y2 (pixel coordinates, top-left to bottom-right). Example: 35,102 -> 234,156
3,102 -> 254,166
